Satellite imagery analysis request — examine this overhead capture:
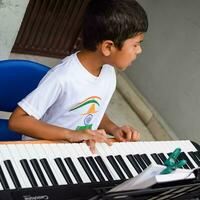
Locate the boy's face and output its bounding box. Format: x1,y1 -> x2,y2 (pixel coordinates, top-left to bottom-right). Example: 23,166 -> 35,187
110,33 -> 144,70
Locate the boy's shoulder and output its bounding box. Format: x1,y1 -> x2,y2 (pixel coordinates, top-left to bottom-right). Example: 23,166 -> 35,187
50,53 -> 77,76
49,52 -> 116,83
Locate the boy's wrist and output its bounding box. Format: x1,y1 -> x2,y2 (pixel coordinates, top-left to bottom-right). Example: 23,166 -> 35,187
63,129 -> 76,142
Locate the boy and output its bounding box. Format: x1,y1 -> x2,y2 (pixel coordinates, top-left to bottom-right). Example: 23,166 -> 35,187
9,0 -> 148,153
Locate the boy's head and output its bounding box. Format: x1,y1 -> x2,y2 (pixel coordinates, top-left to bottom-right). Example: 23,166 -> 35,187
82,0 -> 148,51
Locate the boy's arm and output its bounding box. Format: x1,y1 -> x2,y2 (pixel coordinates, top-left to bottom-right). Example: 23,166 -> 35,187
9,106 -> 110,145
99,113 -> 140,142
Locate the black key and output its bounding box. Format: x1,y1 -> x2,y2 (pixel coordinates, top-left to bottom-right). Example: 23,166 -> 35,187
4,160 -> 21,188
188,152 -> 200,167
127,154 -> 142,174
95,156 -> 113,181
0,165 -> 9,189
64,157 -> 83,183
178,152 -> 194,169
20,159 -> 38,187
133,154 -> 147,170
86,157 -> 105,182
78,157 -> 97,182
30,159 -> 48,186
194,151 -> 200,162
194,151 -> 200,161
193,151 -> 200,167
115,155 -> 133,178
40,158 -> 58,185
107,156 -> 126,180
194,151 -> 200,159
151,153 -> 163,165
158,153 -> 167,164
55,158 -> 73,184
140,154 -> 151,166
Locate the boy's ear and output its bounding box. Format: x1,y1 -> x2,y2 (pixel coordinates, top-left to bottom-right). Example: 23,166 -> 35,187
100,40 -> 115,56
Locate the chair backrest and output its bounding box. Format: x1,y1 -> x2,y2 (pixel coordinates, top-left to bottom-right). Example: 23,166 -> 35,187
0,59 -> 50,141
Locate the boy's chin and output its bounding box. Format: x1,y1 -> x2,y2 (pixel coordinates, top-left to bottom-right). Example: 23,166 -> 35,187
116,65 -> 129,71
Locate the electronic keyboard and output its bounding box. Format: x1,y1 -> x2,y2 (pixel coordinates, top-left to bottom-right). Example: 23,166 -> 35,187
0,140 -> 199,200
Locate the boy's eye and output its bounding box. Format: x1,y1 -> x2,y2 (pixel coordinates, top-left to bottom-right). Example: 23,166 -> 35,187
134,44 -> 139,48
134,42 -> 142,48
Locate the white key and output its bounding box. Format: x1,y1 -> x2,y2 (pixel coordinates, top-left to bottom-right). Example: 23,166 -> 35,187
6,144 -> 31,188
155,141 -> 171,163
49,144 -> 77,184
72,143 -> 100,182
104,143 -> 129,179
168,141 -> 198,169
39,144 -> 66,185
80,143 -> 108,181
15,144 -> 42,187
0,145 -> 25,188
123,142 -> 144,172
141,141 -> 161,165
179,141 -> 198,168
24,144 -> 52,186
0,182 -> 3,190
0,145 -> 15,189
114,142 -> 138,177
59,144 -> 90,183
96,143 -> 120,180
56,144 -> 78,184
142,141 -> 160,165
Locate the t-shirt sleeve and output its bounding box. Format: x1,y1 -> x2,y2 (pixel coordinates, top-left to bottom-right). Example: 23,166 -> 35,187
18,72 -> 62,120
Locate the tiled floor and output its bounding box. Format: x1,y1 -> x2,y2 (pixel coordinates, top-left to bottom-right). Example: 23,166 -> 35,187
7,53 -> 154,141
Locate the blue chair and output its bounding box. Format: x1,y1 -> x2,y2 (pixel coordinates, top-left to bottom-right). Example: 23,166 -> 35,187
0,60 -> 50,141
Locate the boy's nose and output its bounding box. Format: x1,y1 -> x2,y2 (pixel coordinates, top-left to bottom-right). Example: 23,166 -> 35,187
137,45 -> 142,54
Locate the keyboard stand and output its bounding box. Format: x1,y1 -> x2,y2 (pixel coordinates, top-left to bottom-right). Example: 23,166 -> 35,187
91,172 -> 200,200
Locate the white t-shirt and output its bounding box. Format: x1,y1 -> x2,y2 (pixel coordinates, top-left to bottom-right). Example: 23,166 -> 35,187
18,52 -> 116,140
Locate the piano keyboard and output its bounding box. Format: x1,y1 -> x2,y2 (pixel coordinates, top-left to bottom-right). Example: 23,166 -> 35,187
0,140 -> 199,199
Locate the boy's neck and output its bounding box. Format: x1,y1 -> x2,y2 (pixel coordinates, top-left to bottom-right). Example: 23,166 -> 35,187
77,50 -> 104,77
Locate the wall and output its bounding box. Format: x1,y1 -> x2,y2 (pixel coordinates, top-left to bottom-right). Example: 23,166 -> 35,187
0,0 -> 29,60
126,0 -> 200,142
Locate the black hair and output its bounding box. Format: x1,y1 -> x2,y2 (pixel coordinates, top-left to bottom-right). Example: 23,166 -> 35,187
82,0 -> 148,51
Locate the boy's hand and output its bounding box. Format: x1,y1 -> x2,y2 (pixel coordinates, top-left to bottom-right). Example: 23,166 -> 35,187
87,129 -> 112,153
111,125 -> 140,142
86,129 -> 112,154
68,129 -> 112,153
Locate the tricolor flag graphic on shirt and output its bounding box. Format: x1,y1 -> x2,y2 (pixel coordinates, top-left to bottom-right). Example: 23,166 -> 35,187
70,96 -> 101,114
69,96 -> 101,130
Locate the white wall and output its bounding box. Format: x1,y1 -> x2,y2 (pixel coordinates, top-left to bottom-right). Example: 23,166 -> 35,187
0,0 -> 29,60
126,0 -> 200,142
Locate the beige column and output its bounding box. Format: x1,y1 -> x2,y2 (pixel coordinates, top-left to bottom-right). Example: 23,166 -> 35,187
0,0 -> 29,60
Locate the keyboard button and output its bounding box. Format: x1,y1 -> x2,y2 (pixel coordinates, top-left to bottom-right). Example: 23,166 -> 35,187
20,159 -> 38,187
54,158 -> 73,184
115,155 -> 133,178
127,155 -> 142,174
0,165 -> 9,189
64,157 -> 83,184
86,157 -> 105,182
40,158 -> 58,185
30,159 -> 48,186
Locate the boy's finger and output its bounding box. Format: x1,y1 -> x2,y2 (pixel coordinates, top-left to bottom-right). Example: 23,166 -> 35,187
124,129 -> 132,141
91,130 -> 112,146
87,140 -> 96,154
131,130 -> 140,141
116,134 -> 126,142
97,134 -> 112,146
96,129 -> 107,136
104,138 -> 112,146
